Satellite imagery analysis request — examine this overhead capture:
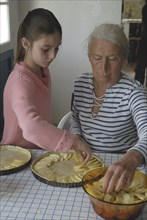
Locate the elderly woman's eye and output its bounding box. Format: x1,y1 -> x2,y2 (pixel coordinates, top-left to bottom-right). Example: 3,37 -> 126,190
108,56 -> 120,62
94,57 -> 102,61
109,57 -> 116,61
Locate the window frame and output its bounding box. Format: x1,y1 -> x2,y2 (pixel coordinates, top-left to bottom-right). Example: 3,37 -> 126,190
0,0 -> 10,45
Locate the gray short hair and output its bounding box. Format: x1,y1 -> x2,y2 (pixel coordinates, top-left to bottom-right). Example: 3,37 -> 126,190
88,23 -> 128,59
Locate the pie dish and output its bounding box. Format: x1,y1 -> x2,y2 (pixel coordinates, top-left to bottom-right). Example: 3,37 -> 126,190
31,150 -> 104,187
0,145 -> 31,175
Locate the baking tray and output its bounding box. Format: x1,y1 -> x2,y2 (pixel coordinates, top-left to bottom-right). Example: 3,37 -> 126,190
0,145 -> 31,175
31,150 -> 104,188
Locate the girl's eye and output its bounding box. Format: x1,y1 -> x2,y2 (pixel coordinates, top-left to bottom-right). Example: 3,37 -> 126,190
42,48 -> 49,53
55,47 -> 59,53
41,47 -> 59,54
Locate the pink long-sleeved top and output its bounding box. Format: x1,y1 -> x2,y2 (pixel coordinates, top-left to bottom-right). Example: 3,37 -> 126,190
1,62 -> 74,152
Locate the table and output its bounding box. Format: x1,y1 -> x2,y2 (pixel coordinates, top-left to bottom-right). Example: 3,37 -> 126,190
0,150 -> 147,220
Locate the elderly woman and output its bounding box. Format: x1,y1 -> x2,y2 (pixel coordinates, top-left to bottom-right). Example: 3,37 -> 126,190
70,24 -> 147,193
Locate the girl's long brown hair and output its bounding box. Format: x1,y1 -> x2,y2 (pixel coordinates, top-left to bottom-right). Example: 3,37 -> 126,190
16,8 -> 62,62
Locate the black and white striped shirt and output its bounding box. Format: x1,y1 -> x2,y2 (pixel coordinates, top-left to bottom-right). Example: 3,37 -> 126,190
70,73 -> 147,164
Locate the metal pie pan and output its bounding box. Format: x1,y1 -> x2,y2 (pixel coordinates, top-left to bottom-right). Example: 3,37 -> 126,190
0,145 -> 32,175
31,151 -> 104,188
32,171 -> 82,188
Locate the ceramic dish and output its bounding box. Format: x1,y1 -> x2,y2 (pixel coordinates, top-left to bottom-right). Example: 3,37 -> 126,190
82,167 -> 147,220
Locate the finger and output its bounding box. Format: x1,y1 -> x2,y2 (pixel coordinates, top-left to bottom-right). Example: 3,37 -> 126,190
115,173 -> 133,192
103,169 -> 114,193
79,152 -> 88,164
77,151 -> 86,161
105,176 -> 119,193
83,153 -> 90,164
77,151 -> 85,162
125,175 -> 133,187
115,175 -> 128,192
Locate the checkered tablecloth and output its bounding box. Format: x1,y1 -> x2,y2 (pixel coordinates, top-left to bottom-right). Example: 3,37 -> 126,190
0,150 -> 147,220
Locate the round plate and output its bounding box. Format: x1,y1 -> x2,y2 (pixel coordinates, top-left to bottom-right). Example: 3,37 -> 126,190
31,150 -> 104,188
0,145 -> 31,175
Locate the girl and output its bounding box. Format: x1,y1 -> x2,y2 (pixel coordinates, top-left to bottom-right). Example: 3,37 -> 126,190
1,8 -> 91,163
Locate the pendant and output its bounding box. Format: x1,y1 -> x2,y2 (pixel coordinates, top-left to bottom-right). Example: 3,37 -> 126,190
90,111 -> 97,119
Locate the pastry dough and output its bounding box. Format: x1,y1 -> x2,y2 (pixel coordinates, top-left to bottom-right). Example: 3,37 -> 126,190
32,150 -> 104,184
0,145 -> 31,171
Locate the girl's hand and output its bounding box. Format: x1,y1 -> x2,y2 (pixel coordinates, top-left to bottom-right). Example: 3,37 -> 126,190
72,135 -> 92,164
102,150 -> 144,193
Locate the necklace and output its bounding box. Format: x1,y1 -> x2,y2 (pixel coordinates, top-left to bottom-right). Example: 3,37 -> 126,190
93,91 -> 105,107
91,91 -> 105,119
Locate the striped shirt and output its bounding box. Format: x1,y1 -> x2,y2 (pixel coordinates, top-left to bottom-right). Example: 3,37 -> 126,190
70,72 -> 147,164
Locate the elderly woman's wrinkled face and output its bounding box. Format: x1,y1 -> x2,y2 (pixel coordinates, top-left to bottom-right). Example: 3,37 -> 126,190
89,39 -> 125,87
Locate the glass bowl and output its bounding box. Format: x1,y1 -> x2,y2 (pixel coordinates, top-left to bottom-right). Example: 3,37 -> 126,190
82,167 -> 147,220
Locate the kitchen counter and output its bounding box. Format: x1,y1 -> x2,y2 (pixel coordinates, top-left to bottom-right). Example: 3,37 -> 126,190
0,150 -> 147,220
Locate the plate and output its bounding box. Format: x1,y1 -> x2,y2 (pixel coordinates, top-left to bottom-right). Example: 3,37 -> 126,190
0,145 -> 31,175
31,150 -> 104,187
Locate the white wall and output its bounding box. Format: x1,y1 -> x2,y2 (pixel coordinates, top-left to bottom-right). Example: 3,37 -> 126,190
18,0 -> 122,125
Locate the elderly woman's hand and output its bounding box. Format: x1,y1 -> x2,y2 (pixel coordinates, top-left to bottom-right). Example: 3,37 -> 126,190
102,150 -> 144,193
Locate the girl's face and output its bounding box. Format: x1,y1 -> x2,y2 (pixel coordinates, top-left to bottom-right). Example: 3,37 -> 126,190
23,32 -> 61,74
89,39 -> 125,88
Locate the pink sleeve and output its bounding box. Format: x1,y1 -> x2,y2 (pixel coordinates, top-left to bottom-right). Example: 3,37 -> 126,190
10,74 -> 74,152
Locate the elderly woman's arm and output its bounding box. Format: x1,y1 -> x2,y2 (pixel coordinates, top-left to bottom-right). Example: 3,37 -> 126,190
103,87 -> 147,193
128,87 -> 147,164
